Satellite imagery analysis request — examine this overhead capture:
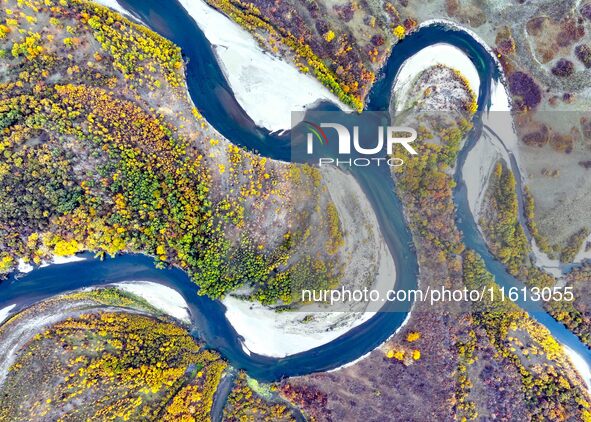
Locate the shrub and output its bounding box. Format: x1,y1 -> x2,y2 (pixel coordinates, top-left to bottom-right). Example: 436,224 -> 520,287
575,44 -> 591,68
508,71 -> 541,110
581,3 -> 591,20
551,58 -> 575,77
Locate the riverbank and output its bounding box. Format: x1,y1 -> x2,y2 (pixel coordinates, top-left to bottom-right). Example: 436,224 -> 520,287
16,255 -> 86,274
94,0 -> 130,16
94,0 -> 345,133
0,304 -> 15,325
455,60 -> 565,277
112,281 -> 191,323
175,0 -> 346,132
223,297 -> 375,358
0,300 -> 83,385
222,167 -> 396,358
564,345 -> 591,394
391,43 -> 480,111
573,233 -> 591,263
3,0 -> 589,390
0,289 -> 226,421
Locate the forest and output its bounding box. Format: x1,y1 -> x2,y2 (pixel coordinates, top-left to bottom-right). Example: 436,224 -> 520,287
0,0 -> 347,306
0,288 -> 227,420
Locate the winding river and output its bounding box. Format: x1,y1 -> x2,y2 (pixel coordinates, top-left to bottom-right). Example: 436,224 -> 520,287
0,0 -> 590,382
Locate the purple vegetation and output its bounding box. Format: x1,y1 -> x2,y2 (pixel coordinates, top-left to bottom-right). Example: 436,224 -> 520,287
581,3 -> 591,20
508,71 -> 542,109
575,44 -> 591,68
371,34 -> 385,46
551,59 -> 575,77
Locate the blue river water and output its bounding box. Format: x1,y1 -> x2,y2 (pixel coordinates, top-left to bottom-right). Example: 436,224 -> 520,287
0,0 -> 589,381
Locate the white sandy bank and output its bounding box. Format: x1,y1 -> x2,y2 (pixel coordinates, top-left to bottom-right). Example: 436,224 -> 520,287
113,281 -> 191,323
223,296 -> 374,358
392,43 -> 480,111
94,0 -> 141,22
563,345 -> 591,394
177,0 -> 346,132
95,0 -> 345,131
17,255 -> 85,274
94,0 -> 126,14
0,304 -> 16,326
48,255 -> 86,265
17,259 -> 33,274
38,254 -> 86,269
223,168 -> 396,358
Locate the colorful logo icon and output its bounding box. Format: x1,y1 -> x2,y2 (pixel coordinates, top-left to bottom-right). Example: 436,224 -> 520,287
303,121 -> 328,145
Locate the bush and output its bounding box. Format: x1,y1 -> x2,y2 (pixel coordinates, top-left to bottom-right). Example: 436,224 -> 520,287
508,71 -> 541,110
575,44 -> 591,68
551,58 -> 575,77
581,3 -> 591,20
